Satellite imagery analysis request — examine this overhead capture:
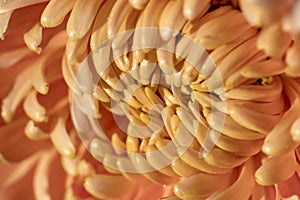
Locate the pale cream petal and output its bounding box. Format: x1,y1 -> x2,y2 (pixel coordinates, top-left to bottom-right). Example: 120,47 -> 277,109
142,0 -> 168,27
24,120 -> 49,141
107,0 -> 132,38
196,10 -> 251,50
291,118 -> 300,142
174,170 -> 234,199
0,11 -> 12,39
146,145 -> 178,177
257,23 -> 292,58
241,59 -> 285,78
239,0 -> 291,27
111,133 -> 126,155
61,156 -> 78,176
128,0 -> 149,10
84,175 -> 136,199
61,57 -> 82,96
262,102 -> 300,156
200,27 -> 258,77
206,37 -> 259,90
203,148 -> 249,169
0,117 -> 50,162
159,0 -> 186,41
66,30 -> 91,65
177,147 -> 231,174
1,66 -> 34,122
50,113 -> 76,158
220,97 -> 285,116
23,22 -> 43,54
110,7 -> 139,50
170,114 -> 199,149
30,32 -> 66,94
155,139 -> 178,161
171,157 -> 200,177
90,0 -> 115,49
228,105 -> 281,134
157,49 -> 176,75
182,0 -> 210,20
182,5 -> 233,38
285,42 -> 300,77
225,76 -> 283,102
33,150 -> 55,200
41,0 -> 75,28
159,86 -> 180,106
23,90 -> 47,122
67,0 -> 103,40
130,153 -> 177,185
209,129 -> 263,156
206,112 -> 266,140
255,151 -> 296,185
0,0 -> 48,13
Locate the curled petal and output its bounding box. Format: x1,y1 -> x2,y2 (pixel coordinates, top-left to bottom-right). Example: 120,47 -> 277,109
255,151 -> 296,185
241,59 -> 286,79
174,170 -> 234,199
196,10 -> 251,50
107,0 -> 132,38
1,66 -> 34,122
23,22 -> 43,54
203,148 -> 249,169
50,112 -> 76,158
0,117 -> 51,162
206,112 -> 265,140
182,0 -> 210,21
23,90 -> 47,122
171,157 -> 200,177
239,0 -> 292,27
67,0 -> 103,40
84,175 -> 137,199
90,0 -> 115,50
257,23 -> 292,59
263,93 -> 300,156
228,105 -> 281,134
225,76 -> 283,102
0,11 -> 12,39
159,0 -> 186,41
41,0 -> 75,28
24,120 -> 49,141
0,0 -> 48,13
291,118 -> 300,142
286,42 -> 300,77
128,0 -> 149,10
177,147 -> 230,174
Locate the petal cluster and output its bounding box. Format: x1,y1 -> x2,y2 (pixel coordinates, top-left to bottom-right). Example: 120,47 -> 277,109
0,0 -> 300,200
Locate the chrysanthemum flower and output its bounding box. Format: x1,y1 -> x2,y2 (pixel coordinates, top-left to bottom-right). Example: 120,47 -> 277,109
1,0 -> 300,200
